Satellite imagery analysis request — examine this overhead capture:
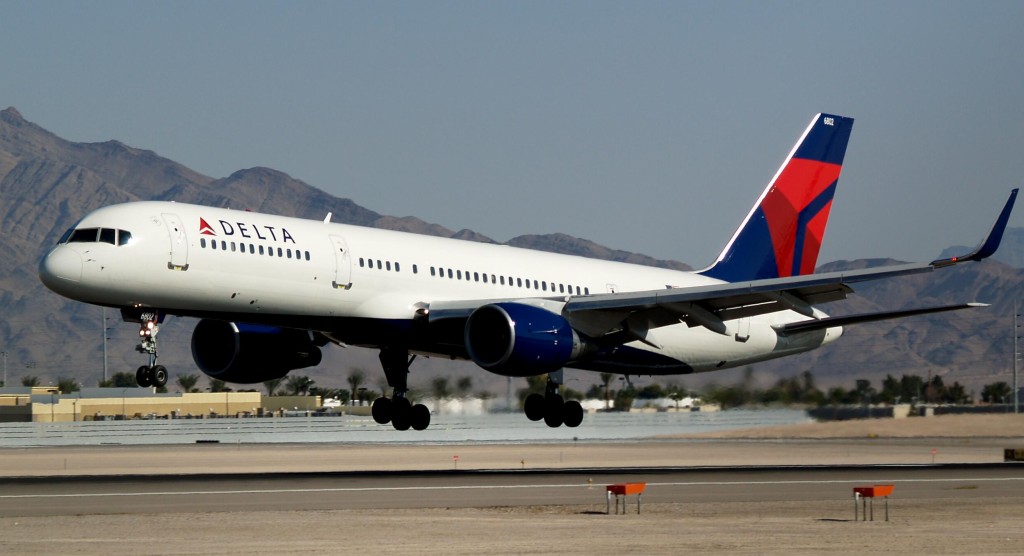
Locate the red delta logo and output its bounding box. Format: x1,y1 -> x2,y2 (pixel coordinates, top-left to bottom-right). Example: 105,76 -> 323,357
199,218 -> 217,236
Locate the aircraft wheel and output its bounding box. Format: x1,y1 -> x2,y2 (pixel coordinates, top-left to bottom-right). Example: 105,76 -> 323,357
372,397 -> 392,424
136,365 -> 152,387
410,404 -> 431,431
563,400 -> 584,428
524,393 -> 545,421
151,365 -> 168,388
391,397 -> 412,431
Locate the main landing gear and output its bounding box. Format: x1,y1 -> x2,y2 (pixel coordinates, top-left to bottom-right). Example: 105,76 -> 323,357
371,347 -> 431,431
134,315 -> 168,388
524,371 -> 584,428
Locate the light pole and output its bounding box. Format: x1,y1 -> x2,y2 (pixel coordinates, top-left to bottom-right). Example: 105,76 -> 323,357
1015,299 -> 1020,414
1,351 -> 7,388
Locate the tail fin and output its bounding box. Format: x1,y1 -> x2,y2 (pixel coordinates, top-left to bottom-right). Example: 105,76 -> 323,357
700,113 -> 854,282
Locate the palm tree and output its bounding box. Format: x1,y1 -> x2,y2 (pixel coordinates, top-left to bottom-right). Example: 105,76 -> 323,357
599,373 -> 614,409
455,377 -> 473,399
176,373 -> 200,393
347,369 -> 366,404
208,378 -> 231,392
263,377 -> 285,396
431,377 -> 451,413
286,375 -> 314,396
57,377 -> 80,394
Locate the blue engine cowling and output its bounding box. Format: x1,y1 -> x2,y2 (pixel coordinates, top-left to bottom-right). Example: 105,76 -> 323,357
464,302 -> 580,377
191,319 -> 322,383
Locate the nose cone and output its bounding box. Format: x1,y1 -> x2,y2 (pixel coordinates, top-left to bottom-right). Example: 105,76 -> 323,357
39,246 -> 83,289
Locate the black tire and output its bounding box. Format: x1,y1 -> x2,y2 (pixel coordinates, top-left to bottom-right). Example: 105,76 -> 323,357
563,400 -> 584,428
391,397 -> 412,431
544,409 -> 564,428
136,365 -> 152,387
543,394 -> 565,427
151,365 -> 168,387
524,393 -> 545,421
371,397 -> 392,424
411,404 -> 431,431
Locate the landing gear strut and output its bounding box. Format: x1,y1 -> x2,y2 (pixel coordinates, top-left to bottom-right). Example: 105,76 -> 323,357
133,314 -> 168,388
371,347 -> 431,431
524,371 -> 584,428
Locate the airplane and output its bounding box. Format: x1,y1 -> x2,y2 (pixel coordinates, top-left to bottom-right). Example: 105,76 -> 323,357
38,113 -> 1018,431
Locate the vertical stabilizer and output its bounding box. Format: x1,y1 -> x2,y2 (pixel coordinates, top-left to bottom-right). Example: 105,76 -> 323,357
700,113 -> 854,282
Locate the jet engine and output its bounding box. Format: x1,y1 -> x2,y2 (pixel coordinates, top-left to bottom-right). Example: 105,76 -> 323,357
190,319 -> 322,383
464,302 -> 584,376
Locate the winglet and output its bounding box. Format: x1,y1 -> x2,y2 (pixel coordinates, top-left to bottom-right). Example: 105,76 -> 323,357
931,188 -> 1018,268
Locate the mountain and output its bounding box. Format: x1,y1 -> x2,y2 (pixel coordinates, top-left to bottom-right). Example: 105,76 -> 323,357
0,107 -> 1019,396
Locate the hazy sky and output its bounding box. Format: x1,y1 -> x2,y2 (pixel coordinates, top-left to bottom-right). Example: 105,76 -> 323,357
3,1 -> 1023,267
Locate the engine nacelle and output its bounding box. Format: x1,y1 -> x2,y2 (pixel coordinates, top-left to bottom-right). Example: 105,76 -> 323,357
191,319 -> 322,383
464,302 -> 582,377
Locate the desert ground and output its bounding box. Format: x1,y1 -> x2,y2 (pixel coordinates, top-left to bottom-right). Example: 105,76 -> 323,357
1,413 -> 1023,555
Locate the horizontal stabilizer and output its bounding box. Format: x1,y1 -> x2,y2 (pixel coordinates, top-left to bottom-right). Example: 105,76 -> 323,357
778,303 -> 987,334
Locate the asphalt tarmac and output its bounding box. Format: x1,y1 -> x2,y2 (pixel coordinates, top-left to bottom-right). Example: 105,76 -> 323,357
2,464 -> 1021,518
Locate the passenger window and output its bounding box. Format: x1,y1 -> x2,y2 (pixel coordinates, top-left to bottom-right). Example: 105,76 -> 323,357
412,264 -> 417,274
201,238 -> 207,248
584,287 -> 590,295
221,241 -> 227,251
259,245 -> 264,255
277,248 -> 283,257
376,260 -> 382,270
474,272 -> 479,282
431,267 -> 436,277
231,242 -> 237,252
457,270 -> 463,280
447,269 -> 453,279
386,261 -> 392,271
516,278 -> 522,287
500,276 -> 505,286
559,284 -> 565,294
287,249 -> 293,259
396,262 -> 401,272
305,251 -> 311,261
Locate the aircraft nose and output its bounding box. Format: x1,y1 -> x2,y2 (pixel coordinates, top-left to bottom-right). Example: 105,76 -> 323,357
39,246 -> 83,286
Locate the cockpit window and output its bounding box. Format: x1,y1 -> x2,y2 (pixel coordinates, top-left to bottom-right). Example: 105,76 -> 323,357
60,227 -> 134,246
58,227 -> 75,244
99,228 -> 116,245
68,228 -> 100,243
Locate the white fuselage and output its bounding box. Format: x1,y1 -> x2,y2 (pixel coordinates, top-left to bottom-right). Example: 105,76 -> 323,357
39,201 -> 841,376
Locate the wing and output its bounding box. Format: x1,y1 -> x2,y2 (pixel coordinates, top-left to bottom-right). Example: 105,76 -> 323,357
426,189 -> 1016,349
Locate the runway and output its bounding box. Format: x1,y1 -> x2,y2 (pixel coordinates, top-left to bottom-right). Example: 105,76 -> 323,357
2,464 -> 1021,518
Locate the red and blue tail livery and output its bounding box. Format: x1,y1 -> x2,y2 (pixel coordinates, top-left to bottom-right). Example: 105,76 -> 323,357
701,113 -> 854,282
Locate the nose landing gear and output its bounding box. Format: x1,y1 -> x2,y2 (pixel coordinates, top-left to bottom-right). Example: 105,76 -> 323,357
134,315 -> 168,388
